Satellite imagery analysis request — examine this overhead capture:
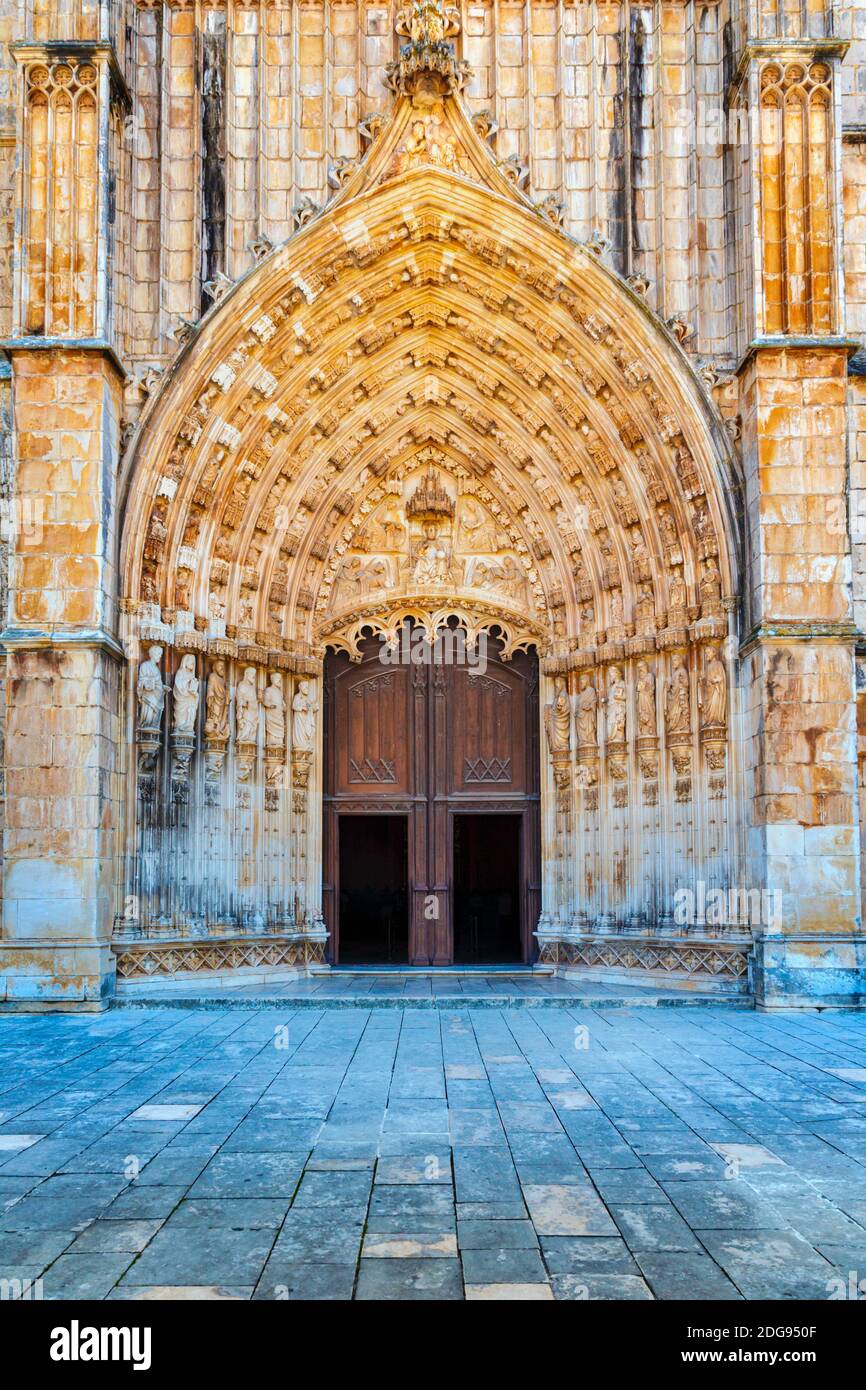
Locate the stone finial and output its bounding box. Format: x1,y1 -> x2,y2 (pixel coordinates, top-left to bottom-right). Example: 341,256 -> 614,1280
386,0 -> 471,98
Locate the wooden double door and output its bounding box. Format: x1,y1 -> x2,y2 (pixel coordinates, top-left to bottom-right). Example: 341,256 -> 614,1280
323,630 -> 541,965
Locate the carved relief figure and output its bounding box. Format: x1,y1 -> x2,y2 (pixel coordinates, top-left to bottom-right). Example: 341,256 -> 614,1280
413,523 -> 449,584
336,555 -> 392,605
665,657 -> 691,736
205,659 -> 229,739
236,667 -> 260,744
374,504 -> 407,549
635,660 -> 657,737
605,666 -> 627,744
171,654 -> 200,736
137,646 -> 166,731
608,588 -> 624,629
699,645 -> 727,727
545,677 -> 571,754
264,672 -> 287,748
292,679 -> 318,752
577,673 -> 598,746
459,498 -> 500,551
668,565 -> 687,611
700,557 -> 722,605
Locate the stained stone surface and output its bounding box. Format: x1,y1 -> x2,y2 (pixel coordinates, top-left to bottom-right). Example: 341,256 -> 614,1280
1,1005 -> 866,1300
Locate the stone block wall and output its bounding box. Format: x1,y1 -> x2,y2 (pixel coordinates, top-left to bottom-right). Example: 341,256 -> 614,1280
115,0 -> 742,369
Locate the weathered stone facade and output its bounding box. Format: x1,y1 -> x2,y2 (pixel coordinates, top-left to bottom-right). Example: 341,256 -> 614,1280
0,0 -> 864,1008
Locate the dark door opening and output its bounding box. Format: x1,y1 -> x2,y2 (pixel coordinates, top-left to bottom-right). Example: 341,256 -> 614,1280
338,815 -> 408,964
453,814 -> 522,964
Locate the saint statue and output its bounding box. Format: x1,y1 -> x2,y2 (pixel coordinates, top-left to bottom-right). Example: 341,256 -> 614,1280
171,654 -> 199,736
264,672 -> 287,749
669,566 -> 687,610
700,557 -> 722,605
545,678 -> 571,754
665,658 -> 691,736
699,646 -> 727,728
236,667 -> 260,744
292,679 -> 318,752
605,667 -> 627,744
204,659 -> 229,739
137,645 -> 167,732
635,660 -> 657,737
576,673 -> 598,747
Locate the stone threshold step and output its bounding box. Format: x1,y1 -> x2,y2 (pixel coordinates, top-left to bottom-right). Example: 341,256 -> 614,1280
329,966 -> 554,977
113,993 -> 752,1012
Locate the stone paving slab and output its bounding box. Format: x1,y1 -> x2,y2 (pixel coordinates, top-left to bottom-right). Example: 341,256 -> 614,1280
1,1005 -> 866,1299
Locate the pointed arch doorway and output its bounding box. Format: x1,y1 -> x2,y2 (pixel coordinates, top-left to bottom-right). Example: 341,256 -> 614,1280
323,623 -> 541,966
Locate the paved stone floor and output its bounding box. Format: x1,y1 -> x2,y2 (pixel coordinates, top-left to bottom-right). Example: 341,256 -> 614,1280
2,1004 -> 866,1300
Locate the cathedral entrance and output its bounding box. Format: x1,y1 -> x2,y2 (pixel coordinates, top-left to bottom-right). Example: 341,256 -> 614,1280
323,626 -> 540,965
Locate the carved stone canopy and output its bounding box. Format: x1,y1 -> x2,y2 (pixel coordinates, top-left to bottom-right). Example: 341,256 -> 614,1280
405,466 -> 455,521
387,0 -> 470,100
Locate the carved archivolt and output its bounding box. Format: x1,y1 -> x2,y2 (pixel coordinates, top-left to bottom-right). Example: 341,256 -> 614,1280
119,79 -> 740,687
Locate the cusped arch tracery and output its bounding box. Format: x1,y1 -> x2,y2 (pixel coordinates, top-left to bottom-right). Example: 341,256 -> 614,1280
120,102 -> 741,670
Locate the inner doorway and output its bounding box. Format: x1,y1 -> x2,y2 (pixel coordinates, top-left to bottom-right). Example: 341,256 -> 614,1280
338,815 -> 408,964
323,627 -> 540,964
453,814 -> 522,964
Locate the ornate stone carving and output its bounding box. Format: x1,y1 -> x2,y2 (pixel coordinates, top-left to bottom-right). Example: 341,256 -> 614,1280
205,659 -> 230,739
665,656 -> 691,738
264,672 -> 287,749
699,645 -> 727,730
577,673 -> 598,747
292,680 -> 318,752
387,0 -> 470,98
545,677 -> 571,755
605,666 -> 627,745
137,645 -> 167,733
236,667 -> 260,744
171,654 -> 199,736
635,660 -> 657,737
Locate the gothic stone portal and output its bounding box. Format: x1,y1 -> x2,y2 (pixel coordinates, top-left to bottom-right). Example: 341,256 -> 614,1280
6,0 -> 866,1011
323,631 -> 541,966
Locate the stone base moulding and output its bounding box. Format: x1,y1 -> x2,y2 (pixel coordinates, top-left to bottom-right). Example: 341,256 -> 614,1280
0,942 -> 117,1012
752,935 -> 866,1010
536,932 -> 753,996
112,931 -> 329,993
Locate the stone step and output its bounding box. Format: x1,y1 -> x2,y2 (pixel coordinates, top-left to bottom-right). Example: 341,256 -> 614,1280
115,991 -> 751,1012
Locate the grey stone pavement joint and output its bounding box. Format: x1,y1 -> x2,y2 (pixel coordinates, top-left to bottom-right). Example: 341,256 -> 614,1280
1,1003 -> 866,1300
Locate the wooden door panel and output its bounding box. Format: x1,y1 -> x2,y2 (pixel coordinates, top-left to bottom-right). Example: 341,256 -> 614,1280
336,665 -> 412,795
449,665 -> 526,795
